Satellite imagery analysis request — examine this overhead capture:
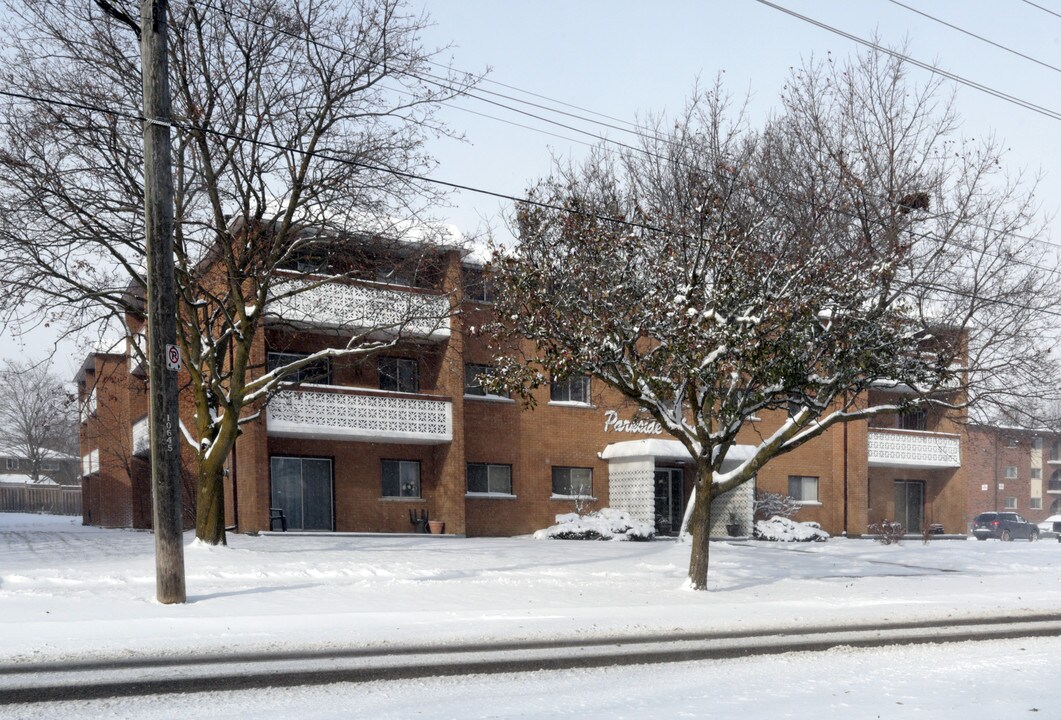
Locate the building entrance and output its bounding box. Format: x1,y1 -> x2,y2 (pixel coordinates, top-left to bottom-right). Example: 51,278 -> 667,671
269,456 -> 334,531
653,467 -> 684,535
894,479 -> 925,534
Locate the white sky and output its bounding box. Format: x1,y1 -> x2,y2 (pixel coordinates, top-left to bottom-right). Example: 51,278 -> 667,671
5,0 -> 1059,378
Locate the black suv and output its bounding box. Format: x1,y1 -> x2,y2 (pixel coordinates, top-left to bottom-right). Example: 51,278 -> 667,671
972,512 -> 1039,541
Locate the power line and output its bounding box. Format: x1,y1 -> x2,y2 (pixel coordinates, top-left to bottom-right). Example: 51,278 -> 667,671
181,0 -> 1058,254
1019,0 -> 1061,21
886,0 -> 1061,75
2,84 -> 1059,297
755,0 -> 1061,122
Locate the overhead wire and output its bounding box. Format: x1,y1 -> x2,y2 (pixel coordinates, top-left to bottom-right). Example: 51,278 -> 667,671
1019,0 -> 1061,21
178,0 -> 1059,255
754,0 -> 1061,122
885,0 -> 1061,75
1,85 -> 1060,321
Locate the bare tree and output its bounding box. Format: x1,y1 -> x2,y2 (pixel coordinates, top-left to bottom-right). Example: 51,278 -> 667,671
0,360 -> 76,483
0,0 -> 478,543
487,51 -> 1059,589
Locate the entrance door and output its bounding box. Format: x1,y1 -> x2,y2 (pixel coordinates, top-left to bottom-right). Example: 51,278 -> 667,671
894,480 -> 925,534
653,467 -> 684,535
270,456 -> 334,531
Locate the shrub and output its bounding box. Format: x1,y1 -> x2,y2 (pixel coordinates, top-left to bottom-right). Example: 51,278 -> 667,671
533,508 -> 656,541
868,518 -> 904,545
753,516 -> 829,542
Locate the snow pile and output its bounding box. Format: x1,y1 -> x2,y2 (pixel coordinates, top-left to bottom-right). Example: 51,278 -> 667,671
754,516 -> 829,542
533,508 -> 655,541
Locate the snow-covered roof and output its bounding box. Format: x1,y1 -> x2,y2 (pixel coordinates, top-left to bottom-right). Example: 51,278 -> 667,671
0,447 -> 78,461
601,440 -> 757,470
0,474 -> 58,485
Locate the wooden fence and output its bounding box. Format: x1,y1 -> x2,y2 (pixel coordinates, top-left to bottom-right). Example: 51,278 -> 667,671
0,482 -> 82,516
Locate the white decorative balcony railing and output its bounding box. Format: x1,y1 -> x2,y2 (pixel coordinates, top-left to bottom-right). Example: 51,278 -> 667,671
868,429 -> 961,469
266,276 -> 451,341
132,416 -> 149,457
266,385 -> 452,444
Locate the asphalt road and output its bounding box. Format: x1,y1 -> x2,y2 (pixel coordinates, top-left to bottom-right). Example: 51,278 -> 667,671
4,612 -> 1061,704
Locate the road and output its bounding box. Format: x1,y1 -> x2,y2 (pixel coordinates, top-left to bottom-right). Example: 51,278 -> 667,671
4,611 -> 1061,705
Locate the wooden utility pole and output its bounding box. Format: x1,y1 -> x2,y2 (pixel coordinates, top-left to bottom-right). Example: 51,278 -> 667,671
142,0 -> 186,604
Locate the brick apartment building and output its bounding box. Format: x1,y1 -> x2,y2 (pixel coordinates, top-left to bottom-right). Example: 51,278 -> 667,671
77,237 -> 976,538
965,425 -> 1061,525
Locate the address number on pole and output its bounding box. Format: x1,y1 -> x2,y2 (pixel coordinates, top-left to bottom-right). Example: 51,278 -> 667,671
165,344 -> 182,371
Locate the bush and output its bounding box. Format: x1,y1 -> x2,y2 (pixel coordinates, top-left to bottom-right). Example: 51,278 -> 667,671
753,516 -> 829,542
753,491 -> 802,522
533,508 -> 656,541
867,518 -> 904,545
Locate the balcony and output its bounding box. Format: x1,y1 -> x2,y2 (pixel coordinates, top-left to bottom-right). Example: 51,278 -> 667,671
266,275 -> 451,341
132,416 -> 149,457
868,429 -> 961,469
1048,480 -> 1061,494
266,385 -> 452,444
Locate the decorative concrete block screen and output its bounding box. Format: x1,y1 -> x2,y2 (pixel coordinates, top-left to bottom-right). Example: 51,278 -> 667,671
709,478 -> 756,538
606,457 -> 655,524
267,279 -> 450,340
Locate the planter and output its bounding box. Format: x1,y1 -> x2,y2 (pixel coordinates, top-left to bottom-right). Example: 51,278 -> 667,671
428,520 -> 445,535
725,523 -> 741,537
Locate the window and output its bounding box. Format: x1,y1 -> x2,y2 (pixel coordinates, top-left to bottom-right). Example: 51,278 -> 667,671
375,265 -> 416,287
1005,465 -> 1018,480
462,266 -> 494,303
267,351 -> 332,384
381,460 -> 421,498
1004,496 -> 1017,510
788,475 -> 820,503
899,409 -> 927,431
5,458 -> 17,470
1052,440 -> 1061,463
467,463 -> 513,495
550,375 -> 591,404
1034,437 -> 1044,450
1053,499 -> 1061,515
552,467 -> 592,497
1050,469 -> 1061,493
1031,497 -> 1043,510
1004,436 -> 1018,448
464,364 -> 508,398
1032,468 -> 1042,480
379,357 -> 419,393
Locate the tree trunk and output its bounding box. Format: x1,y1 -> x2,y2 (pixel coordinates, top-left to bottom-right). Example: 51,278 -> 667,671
686,467 -> 713,590
196,454 -> 227,546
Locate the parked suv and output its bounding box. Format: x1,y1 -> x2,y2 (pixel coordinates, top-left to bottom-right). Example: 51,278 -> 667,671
972,512 -> 1039,541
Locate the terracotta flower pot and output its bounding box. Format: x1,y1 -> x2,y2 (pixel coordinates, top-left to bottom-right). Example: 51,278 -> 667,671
428,520 -> 445,535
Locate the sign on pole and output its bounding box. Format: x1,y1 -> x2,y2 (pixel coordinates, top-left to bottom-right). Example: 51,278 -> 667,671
165,344 -> 182,371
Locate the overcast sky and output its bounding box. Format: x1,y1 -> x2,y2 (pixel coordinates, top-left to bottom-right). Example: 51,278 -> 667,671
5,0 -> 1059,378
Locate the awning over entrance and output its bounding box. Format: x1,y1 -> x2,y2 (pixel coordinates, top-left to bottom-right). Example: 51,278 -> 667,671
600,439 -> 757,471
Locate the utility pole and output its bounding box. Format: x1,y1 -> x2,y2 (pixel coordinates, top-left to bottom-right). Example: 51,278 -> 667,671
142,0 -> 186,604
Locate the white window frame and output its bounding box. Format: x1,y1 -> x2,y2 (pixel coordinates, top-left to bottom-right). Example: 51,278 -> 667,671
466,463 -> 514,496
551,466 -> 593,498
5,458 -> 17,471
788,475 -> 820,504
549,375 -> 591,405
1005,465 -> 1018,480
381,459 -> 421,499
1004,496 -> 1017,510
1031,497 -> 1043,510
464,364 -> 510,400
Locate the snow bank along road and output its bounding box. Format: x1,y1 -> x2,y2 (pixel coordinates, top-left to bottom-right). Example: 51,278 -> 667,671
4,613 -> 1061,704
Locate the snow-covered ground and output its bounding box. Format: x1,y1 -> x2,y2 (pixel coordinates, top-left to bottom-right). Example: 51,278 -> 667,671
4,513 -> 1061,718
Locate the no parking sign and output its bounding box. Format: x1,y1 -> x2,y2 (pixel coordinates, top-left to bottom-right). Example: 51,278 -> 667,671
165,344 -> 182,371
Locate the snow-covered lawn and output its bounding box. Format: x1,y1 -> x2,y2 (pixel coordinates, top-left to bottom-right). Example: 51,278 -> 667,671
4,512 -> 1061,665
